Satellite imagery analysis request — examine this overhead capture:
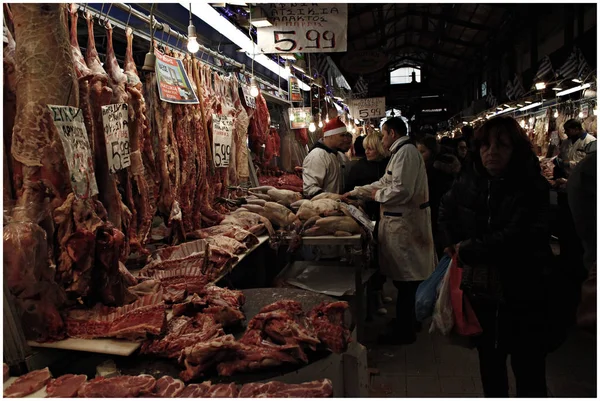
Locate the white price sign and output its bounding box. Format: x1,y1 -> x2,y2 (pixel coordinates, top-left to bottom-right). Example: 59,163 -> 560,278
101,103 -> 131,174
240,84 -> 256,109
47,105 -> 99,198
256,4 -> 347,53
348,97 -> 386,119
212,114 -> 234,168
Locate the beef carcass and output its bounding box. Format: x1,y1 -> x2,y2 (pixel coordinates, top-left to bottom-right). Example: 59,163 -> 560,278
45,374 -> 88,398
178,335 -> 240,382
4,7 -> 18,200
238,379 -> 334,398
151,376 -> 185,398
147,266 -> 209,296
231,76 -> 250,184
65,292 -> 166,340
124,27 -> 158,249
3,368 -> 52,398
308,301 -> 351,353
141,314 -> 225,359
77,374 -> 156,398
11,3 -> 77,213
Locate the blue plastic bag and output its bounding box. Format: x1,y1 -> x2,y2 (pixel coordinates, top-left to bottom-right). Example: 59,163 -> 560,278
415,254 -> 452,322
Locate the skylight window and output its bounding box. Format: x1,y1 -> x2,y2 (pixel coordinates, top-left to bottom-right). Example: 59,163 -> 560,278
390,67 -> 421,85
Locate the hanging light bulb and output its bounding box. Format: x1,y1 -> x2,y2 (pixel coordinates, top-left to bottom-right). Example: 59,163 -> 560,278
308,121 -> 316,133
187,3 -> 200,53
579,111 -> 584,118
520,119 -> 525,128
529,117 -> 534,124
325,114 -> 330,123
318,119 -> 323,128
553,109 -> 559,118
351,127 -> 356,134
250,77 -> 259,97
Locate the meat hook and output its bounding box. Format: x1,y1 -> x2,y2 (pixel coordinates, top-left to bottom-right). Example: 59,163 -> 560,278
124,5 -> 132,29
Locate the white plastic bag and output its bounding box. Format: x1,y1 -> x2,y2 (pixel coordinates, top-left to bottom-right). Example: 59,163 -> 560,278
429,266 -> 454,335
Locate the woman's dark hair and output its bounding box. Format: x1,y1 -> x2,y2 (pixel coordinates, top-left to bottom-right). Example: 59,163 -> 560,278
461,125 -> 475,145
473,116 -> 540,178
353,136 -> 366,157
383,117 -> 408,137
416,135 -> 440,158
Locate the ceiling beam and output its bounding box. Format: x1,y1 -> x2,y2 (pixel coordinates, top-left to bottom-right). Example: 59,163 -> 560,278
386,44 -> 465,61
350,25 -> 482,49
387,56 -> 463,74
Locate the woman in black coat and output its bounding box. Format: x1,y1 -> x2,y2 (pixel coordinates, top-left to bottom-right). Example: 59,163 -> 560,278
438,117 -> 552,397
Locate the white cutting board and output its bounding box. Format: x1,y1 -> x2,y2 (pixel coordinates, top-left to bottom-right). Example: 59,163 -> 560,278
28,337 -> 141,356
3,376 -> 48,398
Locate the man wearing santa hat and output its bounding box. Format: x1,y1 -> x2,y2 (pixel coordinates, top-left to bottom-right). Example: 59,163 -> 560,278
302,117 -> 352,198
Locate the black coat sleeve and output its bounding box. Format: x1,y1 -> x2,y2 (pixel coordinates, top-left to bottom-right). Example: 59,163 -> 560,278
437,177 -> 462,250
459,177 -> 551,266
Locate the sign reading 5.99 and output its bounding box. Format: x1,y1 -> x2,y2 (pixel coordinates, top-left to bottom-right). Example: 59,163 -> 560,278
348,97 -> 386,120
256,4 -> 347,53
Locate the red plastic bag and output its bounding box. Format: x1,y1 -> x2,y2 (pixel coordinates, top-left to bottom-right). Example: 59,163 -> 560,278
449,255 -> 483,336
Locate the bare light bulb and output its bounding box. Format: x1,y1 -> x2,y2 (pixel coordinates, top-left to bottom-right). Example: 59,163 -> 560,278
520,119 -> 525,128
579,111 -> 584,118
187,37 -> 200,53
351,127 -> 356,134
318,120 -> 323,128
529,117 -> 534,124
553,110 -> 559,118
249,77 -> 259,97
308,122 -> 316,133
325,115 -> 330,123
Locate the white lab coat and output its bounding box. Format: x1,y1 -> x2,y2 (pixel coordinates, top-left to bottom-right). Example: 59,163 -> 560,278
350,136 -> 435,281
302,141 -> 343,198
559,133 -> 596,174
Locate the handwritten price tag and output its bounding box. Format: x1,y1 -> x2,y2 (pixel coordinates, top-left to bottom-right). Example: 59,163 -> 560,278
101,103 -> 131,174
348,97 -> 386,119
256,4 -> 347,53
47,105 -> 99,198
239,84 -> 256,109
212,114 -> 234,168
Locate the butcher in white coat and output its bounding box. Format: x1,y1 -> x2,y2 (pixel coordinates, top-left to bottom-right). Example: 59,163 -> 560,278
302,117 -> 352,198
344,117 -> 435,344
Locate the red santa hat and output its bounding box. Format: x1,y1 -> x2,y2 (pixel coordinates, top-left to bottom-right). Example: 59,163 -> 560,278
323,117 -> 348,137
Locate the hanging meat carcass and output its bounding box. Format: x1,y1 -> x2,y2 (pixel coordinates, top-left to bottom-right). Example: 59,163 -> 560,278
4,5 -> 17,201
124,27 -> 157,250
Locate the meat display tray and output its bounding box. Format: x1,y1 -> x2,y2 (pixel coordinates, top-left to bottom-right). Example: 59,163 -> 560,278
27,337 -> 142,357
3,376 -> 48,398
116,288 -> 346,387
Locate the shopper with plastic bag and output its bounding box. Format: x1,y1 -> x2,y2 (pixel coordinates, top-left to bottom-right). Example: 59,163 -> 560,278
438,116 -> 553,397
415,254 -> 452,322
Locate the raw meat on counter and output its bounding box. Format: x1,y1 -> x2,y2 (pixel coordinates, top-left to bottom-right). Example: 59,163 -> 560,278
3,367 -> 52,398
171,285 -> 246,327
303,216 -> 362,237
45,374 -> 88,398
178,334 -> 240,382
151,375 -> 185,397
308,301 -> 352,354
238,378 -> 333,398
65,292 -> 166,340
77,374 -> 156,397
258,173 -> 304,193
220,210 -> 275,237
188,224 -> 259,247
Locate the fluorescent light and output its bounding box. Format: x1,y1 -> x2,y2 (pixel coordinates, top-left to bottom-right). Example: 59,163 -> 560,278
185,3 -> 310,91
518,102 -> 542,111
503,104 -> 510,108
516,104 -> 524,107
497,107 -> 516,115
280,54 -> 296,60
421,95 -> 439,98
552,87 -> 562,91
462,121 -> 468,124
572,78 -> 582,83
535,82 -> 546,90
250,18 -> 273,28
525,101 -> 532,104
556,83 -> 591,96
497,107 -> 503,111
334,96 -> 343,101
292,65 -> 305,73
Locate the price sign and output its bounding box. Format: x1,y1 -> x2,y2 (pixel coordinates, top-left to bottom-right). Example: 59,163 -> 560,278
239,84 -> 256,109
256,4 -> 347,53
212,114 -> 234,168
101,103 -> 131,174
348,97 -> 386,119
155,50 -> 199,104
47,105 -> 98,198
288,107 -> 312,130
289,76 -> 302,102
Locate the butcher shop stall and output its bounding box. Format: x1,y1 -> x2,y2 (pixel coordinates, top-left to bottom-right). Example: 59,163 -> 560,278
2,3 -> 373,397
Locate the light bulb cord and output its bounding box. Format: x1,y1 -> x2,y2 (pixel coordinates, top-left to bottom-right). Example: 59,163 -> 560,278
149,3 -> 156,52
189,3 -> 192,26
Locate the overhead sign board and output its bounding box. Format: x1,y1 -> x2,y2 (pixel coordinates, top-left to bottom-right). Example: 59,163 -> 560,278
256,4 -> 347,53
288,107 -> 312,129
155,50 -> 199,104
348,97 -> 386,120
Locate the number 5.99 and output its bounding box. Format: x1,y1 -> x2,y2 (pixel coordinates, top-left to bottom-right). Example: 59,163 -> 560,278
305,30 -> 336,49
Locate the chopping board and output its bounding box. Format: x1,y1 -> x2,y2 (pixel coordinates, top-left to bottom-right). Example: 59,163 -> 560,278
28,337 -> 141,357
3,376 -> 48,398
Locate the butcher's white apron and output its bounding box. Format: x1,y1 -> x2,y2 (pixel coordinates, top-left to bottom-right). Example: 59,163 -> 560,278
378,205 -> 435,282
